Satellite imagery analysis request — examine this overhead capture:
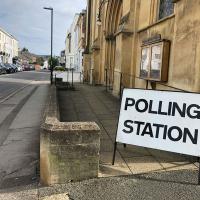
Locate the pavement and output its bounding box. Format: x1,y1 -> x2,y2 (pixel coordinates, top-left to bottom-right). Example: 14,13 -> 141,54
0,78 -> 200,200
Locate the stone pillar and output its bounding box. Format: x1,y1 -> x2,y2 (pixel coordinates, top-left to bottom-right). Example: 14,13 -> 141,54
40,120 -> 100,186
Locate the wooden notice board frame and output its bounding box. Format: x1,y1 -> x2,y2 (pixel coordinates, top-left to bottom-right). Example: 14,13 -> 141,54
140,40 -> 170,82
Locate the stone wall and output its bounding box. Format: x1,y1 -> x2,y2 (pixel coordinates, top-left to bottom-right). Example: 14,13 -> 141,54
40,86 -> 100,186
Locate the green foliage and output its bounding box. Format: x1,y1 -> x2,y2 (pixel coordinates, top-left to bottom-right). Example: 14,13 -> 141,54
36,57 -> 44,66
54,66 -> 65,71
22,47 -> 29,52
48,57 -> 59,69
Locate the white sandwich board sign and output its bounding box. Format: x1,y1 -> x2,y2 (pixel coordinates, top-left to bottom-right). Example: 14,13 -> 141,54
116,88 -> 200,157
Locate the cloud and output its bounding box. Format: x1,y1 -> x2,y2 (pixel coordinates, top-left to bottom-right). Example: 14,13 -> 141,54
0,0 -> 86,55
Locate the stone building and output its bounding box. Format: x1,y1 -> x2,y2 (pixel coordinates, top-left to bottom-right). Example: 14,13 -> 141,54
0,27 -> 19,64
83,0 -> 200,95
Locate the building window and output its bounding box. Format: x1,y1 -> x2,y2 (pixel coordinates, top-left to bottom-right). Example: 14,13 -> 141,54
67,33 -> 72,53
159,0 -> 174,20
70,57 -> 73,68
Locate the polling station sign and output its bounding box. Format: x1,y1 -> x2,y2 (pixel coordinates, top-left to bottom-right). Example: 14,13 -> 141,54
116,88 -> 200,157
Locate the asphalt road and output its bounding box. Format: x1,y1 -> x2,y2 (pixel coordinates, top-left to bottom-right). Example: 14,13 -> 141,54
0,71 -> 50,189
0,71 -> 50,101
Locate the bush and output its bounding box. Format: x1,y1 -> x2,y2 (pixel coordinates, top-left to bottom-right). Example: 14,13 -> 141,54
54,66 -> 65,71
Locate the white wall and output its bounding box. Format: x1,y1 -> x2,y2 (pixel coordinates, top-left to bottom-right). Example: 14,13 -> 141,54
65,14 -> 79,71
0,27 -> 18,64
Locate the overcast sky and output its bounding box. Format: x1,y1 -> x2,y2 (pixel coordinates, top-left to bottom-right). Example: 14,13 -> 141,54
0,0 -> 86,55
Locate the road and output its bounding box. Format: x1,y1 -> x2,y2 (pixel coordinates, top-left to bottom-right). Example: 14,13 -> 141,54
0,71 -> 50,189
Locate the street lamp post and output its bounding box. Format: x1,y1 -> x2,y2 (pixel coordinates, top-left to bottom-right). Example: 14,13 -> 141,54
44,7 -> 53,85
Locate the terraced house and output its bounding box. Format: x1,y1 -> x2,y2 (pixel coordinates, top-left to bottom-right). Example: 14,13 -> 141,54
83,0 -> 200,96
0,27 -> 18,64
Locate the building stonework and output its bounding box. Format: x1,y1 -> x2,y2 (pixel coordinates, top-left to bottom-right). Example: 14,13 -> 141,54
0,27 -> 19,64
83,0 -> 200,95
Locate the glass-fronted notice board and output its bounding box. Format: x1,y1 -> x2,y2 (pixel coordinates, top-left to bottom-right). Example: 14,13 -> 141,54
140,40 -> 170,82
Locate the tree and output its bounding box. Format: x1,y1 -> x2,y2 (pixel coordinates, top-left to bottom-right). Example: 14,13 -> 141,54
22,47 -> 29,52
36,57 -> 44,66
48,57 -> 59,69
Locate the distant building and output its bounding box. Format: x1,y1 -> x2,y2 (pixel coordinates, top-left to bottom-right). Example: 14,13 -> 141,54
43,60 -> 49,69
65,11 -> 86,73
18,49 -> 37,66
74,10 -> 86,73
0,27 -> 19,64
65,14 -> 79,71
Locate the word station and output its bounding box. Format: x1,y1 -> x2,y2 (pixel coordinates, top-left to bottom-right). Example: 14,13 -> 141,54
113,88 -> 200,182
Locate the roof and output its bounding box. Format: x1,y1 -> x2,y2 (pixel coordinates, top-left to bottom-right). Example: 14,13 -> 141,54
0,26 -> 18,41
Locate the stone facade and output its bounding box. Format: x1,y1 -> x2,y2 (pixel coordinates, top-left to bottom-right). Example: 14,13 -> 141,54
40,86 -> 100,186
83,0 -> 200,95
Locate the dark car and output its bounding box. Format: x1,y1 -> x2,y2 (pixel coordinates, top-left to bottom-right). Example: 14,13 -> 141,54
30,65 -> 35,71
23,64 -> 30,71
0,64 -> 3,74
11,64 -> 18,72
0,63 -> 7,74
4,63 -> 14,73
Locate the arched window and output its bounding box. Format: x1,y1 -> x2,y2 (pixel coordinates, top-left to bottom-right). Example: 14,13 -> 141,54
159,0 -> 174,20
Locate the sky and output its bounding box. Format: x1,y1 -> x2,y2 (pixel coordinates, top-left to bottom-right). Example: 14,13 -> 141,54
0,0 -> 86,55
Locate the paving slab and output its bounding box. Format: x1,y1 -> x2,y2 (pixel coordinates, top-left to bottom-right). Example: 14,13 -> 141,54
125,156 -> 164,174
99,164 -> 132,177
117,144 -> 151,158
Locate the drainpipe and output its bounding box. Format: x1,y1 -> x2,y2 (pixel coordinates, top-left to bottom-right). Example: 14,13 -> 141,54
85,0 -> 92,84
86,0 -> 91,54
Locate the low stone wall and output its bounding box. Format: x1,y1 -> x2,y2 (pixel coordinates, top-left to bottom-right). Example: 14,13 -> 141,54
40,86 -> 100,186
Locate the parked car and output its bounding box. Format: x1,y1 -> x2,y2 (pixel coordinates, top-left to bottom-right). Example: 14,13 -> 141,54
23,65 -> 30,71
0,63 -> 7,74
16,64 -> 22,72
3,63 -> 14,73
11,64 -> 18,72
30,65 -> 35,70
